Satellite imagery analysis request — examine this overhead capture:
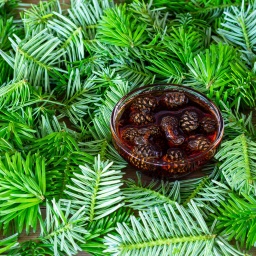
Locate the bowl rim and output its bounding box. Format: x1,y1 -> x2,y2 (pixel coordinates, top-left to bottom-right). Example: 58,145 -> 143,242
110,83 -> 224,165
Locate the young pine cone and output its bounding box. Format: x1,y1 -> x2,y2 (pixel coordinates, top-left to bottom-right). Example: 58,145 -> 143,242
131,96 -> 157,112
180,111 -> 199,132
121,127 -> 138,144
132,144 -> 162,159
135,125 -> 163,144
161,92 -> 188,109
129,111 -> 154,125
160,116 -> 185,145
162,148 -> 185,162
128,155 -> 157,171
163,162 -> 187,173
133,135 -> 148,145
162,149 -> 187,173
122,125 -> 163,146
141,125 -> 162,138
201,116 -> 216,133
188,135 -> 210,151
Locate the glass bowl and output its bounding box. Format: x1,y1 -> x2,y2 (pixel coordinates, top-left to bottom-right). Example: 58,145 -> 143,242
110,84 -> 224,179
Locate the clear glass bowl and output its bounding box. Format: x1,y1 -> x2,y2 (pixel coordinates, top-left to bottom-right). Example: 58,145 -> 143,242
110,84 -> 224,179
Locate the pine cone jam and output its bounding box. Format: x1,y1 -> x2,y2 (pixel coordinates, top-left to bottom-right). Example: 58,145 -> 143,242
111,84 -> 224,179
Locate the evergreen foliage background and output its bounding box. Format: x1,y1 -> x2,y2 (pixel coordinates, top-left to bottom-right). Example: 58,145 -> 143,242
0,0 -> 256,255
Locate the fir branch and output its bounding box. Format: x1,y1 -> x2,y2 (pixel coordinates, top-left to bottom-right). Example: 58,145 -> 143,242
84,78 -> 132,156
100,78 -> 132,110
178,162 -> 223,205
214,192 -> 256,249
180,178 -> 230,217
129,0 -> 169,35
0,16 -> 20,85
0,48 -> 14,70
60,153 -> 96,197
111,61 -> 155,87
46,151 -> 93,199
164,26 -> 205,65
83,39 -> 131,70
218,0 -> 256,54
123,172 -> 181,211
79,139 -> 127,170
65,155 -> 124,221
221,102 -> 256,139
0,109 -> 36,149
104,201 -> 246,256
0,233 -> 19,254
21,0 -> 61,35
92,67 -> 131,93
181,177 -> 210,206
0,17 -> 17,51
151,0 -> 243,16
0,0 -> 19,16
186,42 -> 256,109
7,29 -> 66,92
7,240 -> 53,256
0,138 -> 16,155
89,76 -> 133,141
40,199 -> 88,256
82,208 -> 130,256
48,12 -> 85,62
59,69 -> 101,124
0,58 -> 13,87
0,152 -> 45,234
186,43 -> 236,93
215,134 -> 256,193
149,0 -> 189,13
30,129 -> 94,198
89,106 -> 112,141
80,139 -> 109,158
68,0 -> 113,40
97,4 -> 148,48
31,130 -> 80,159
104,143 -> 128,169
37,115 -> 78,139
0,79 -> 32,109
190,0 -> 243,24
23,89 -> 63,122
146,55 -> 184,83
123,167 -> 229,216
170,13 -> 208,31
228,60 -> 256,109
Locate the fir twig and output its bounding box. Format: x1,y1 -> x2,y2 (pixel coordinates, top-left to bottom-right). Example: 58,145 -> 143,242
64,155 -> 124,221
97,4 -> 148,48
123,172 -> 181,211
218,0 -> 256,54
40,199 -> 88,256
214,192 -> 256,250
104,201 -> 246,256
0,233 -> 19,254
0,152 -> 45,234
216,134 -> 256,193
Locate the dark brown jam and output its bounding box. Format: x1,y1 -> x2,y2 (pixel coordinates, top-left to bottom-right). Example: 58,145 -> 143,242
117,90 -> 217,172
